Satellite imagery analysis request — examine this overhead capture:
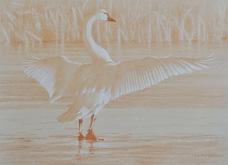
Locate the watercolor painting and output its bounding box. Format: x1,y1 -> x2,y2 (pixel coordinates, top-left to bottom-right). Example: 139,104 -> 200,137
0,0 -> 227,164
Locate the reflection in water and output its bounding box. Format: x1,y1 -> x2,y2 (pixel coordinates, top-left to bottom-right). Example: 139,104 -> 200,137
0,43 -> 228,164
1,131 -> 227,164
78,138 -> 97,154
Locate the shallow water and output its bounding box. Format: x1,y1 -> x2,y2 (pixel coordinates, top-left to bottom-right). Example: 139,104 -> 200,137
0,42 -> 228,164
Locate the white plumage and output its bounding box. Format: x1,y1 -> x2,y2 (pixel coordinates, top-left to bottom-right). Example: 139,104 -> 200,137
24,9 -> 213,141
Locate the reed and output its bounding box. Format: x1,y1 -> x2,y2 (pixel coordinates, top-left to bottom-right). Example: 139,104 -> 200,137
0,0 -> 228,46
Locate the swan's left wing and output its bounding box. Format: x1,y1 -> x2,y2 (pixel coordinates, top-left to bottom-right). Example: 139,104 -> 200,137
109,53 -> 214,100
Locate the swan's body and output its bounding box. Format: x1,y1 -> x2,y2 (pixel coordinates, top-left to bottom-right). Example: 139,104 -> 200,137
24,10 -> 213,141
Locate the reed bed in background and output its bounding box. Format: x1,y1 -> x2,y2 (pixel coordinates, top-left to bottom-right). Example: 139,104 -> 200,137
0,0 -> 228,47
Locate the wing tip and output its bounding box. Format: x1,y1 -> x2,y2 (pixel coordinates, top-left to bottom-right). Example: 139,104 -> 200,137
23,57 -> 40,76
198,51 -> 215,67
203,51 -> 215,61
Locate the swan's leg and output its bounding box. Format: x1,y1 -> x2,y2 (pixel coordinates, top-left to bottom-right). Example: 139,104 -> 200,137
88,114 -> 96,131
86,114 -> 103,141
78,119 -> 85,141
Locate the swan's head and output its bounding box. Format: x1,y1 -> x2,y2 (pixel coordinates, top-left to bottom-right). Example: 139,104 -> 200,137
95,9 -> 116,22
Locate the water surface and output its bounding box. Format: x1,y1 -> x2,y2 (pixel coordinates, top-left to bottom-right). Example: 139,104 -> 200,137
0,42 -> 227,164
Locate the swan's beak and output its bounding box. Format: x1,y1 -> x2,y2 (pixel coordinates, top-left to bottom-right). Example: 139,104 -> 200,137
107,16 -> 116,22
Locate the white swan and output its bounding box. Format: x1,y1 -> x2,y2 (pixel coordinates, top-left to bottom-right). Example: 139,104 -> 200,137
24,9 -> 213,141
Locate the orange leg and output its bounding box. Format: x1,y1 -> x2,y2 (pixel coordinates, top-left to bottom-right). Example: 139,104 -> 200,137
78,119 -> 85,141
86,114 -> 103,141
88,114 -> 96,131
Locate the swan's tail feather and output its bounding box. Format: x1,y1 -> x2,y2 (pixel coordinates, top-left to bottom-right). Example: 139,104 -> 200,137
57,103 -> 80,123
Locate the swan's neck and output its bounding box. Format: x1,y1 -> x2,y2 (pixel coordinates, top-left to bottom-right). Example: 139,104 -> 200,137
83,16 -> 113,63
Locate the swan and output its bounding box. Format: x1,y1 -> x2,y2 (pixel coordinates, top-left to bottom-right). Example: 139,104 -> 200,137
24,9 -> 213,141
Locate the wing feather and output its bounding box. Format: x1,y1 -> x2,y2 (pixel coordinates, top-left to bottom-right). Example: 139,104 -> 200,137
24,56 -> 81,102
110,53 -> 214,100
26,53 -> 213,103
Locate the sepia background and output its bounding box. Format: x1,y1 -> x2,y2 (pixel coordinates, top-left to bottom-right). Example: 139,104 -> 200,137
0,0 -> 228,164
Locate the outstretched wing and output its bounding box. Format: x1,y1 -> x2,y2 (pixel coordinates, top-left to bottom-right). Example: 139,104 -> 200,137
24,56 -> 81,103
109,53 -> 214,100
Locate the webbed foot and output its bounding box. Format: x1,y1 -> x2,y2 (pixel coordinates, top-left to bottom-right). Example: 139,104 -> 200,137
78,133 -> 85,141
86,130 -> 104,142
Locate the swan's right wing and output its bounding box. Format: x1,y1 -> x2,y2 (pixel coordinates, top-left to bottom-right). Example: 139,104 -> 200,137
24,56 -> 81,103
109,53 -> 214,100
